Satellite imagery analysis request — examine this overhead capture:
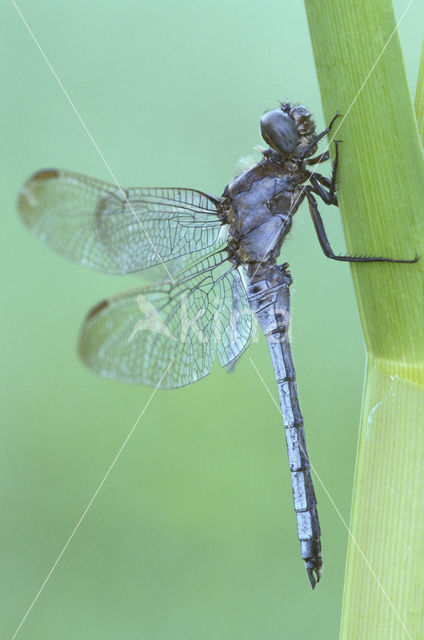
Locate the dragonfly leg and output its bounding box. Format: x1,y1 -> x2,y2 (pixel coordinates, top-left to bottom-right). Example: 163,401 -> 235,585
299,112 -> 342,159
326,139 -> 339,201
289,187 -> 307,216
309,175 -> 338,206
308,140 -> 340,207
313,174 -> 331,188
303,186 -> 419,263
305,150 -> 330,165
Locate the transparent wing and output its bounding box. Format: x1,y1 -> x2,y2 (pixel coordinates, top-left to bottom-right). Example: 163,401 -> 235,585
225,268 -> 256,372
78,251 -> 252,388
18,168 -> 222,274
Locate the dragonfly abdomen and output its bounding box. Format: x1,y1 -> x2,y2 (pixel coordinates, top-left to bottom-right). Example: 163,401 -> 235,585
247,264 -> 322,588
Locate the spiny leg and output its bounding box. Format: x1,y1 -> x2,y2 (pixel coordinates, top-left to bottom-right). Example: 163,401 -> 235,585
306,150 -> 330,166
310,140 -> 340,201
303,186 -> 418,264
309,173 -> 331,190
327,139 -> 339,201
309,175 -> 337,206
299,112 -> 342,160
288,187 -> 307,216
304,141 -> 340,208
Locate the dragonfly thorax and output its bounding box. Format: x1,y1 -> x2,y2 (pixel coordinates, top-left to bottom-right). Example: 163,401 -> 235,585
221,158 -> 304,265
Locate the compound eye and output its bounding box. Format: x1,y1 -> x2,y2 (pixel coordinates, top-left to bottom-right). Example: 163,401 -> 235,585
260,109 -> 298,154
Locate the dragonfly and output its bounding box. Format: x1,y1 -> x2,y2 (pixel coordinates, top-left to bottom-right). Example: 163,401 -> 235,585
18,102 -> 417,588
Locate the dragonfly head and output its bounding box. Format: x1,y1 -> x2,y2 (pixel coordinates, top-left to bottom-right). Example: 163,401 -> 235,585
260,103 -> 317,159
260,108 -> 298,155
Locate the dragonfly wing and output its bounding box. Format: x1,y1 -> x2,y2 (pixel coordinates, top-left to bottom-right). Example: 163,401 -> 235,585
18,168 -> 222,274
78,251 -> 252,388
224,266 -> 256,372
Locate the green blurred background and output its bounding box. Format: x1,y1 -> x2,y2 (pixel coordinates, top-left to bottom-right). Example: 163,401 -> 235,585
1,1 -> 423,638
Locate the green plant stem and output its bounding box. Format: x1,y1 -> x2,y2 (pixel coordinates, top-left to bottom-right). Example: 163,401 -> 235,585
415,38 -> 424,144
304,1 -> 424,638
